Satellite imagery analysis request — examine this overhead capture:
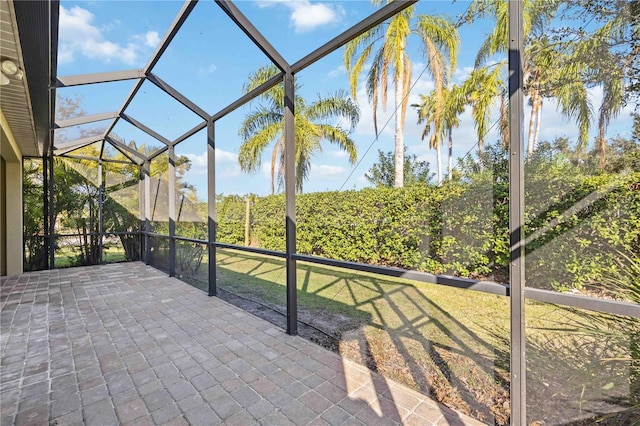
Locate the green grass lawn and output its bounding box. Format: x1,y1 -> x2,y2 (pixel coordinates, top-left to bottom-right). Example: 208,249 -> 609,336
189,248 -> 636,426
54,244 -> 127,267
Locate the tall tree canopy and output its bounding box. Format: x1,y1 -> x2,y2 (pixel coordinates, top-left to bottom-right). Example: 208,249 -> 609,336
365,147 -> 433,187
344,2 -> 459,188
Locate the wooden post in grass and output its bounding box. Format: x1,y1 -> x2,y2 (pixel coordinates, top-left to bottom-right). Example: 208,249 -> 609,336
244,195 -> 251,246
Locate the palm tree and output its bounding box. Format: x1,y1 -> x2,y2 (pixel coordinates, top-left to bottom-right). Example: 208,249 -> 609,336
467,0 -> 594,157
344,2 -> 459,188
414,83 -> 467,183
238,65 -> 360,194
470,0 -> 635,168
564,9 -> 633,167
463,65 -> 506,152
596,71 -> 625,168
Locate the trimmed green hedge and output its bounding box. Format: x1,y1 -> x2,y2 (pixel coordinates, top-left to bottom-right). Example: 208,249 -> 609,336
215,170 -> 639,291
524,171 -> 640,291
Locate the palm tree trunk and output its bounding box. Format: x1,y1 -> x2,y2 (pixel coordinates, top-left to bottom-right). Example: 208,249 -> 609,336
244,196 -> 251,246
527,91 -> 539,158
448,130 -> 453,181
436,142 -> 442,184
500,93 -> 509,150
533,95 -> 542,151
270,143 -> 279,195
597,123 -> 607,169
394,71 -> 405,188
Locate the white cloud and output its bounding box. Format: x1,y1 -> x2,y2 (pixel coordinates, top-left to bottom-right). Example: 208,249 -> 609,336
58,6 -> 158,65
185,151 -> 207,168
197,64 -> 218,76
184,149 -> 237,169
220,168 -> 242,179
183,149 -> 241,188
253,155 -> 352,192
327,150 -> 349,159
328,65 -> 346,78
144,31 -> 160,48
216,149 -> 237,163
290,2 -> 338,32
309,164 -> 349,184
57,50 -> 74,66
256,0 -> 342,33
132,31 -> 161,49
355,173 -> 368,184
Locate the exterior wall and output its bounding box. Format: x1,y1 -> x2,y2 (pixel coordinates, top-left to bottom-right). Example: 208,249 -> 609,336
1,156 -> 6,276
0,110 -> 24,276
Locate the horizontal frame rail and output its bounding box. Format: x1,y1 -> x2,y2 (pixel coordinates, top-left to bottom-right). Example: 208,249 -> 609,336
142,234 -> 639,317
53,135 -> 103,151
147,73 -> 209,120
147,232 -> 170,239
120,113 -> 172,146
173,122 -> 208,146
524,287 -> 640,318
211,73 -> 283,122
55,111 -> 119,129
55,69 -> 143,87
214,242 -> 287,258
52,232 -> 141,237
147,146 -> 169,162
105,137 -> 148,163
173,236 -> 207,244
58,154 -> 132,165
51,230 -> 640,318
293,254 -> 510,296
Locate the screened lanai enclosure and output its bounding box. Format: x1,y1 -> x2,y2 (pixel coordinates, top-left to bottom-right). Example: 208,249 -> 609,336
17,0 -> 639,424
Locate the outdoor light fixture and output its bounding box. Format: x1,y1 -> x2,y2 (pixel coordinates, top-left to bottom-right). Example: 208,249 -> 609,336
0,59 -> 24,85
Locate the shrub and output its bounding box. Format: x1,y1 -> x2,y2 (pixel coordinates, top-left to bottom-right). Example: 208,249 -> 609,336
215,166 -> 639,291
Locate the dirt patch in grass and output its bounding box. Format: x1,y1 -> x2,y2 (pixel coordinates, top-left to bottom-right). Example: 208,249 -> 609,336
216,286 -> 343,352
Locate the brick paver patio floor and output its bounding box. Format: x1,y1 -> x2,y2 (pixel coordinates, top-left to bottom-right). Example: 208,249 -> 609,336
0,262 -> 484,426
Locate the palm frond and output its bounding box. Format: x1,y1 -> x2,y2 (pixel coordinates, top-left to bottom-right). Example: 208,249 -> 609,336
344,26 -> 384,99
239,69 -> 360,191
555,81 -> 593,148
315,124 -> 358,164
239,107 -> 284,140
242,65 -> 288,107
237,121 -> 283,173
385,13 -> 412,82
347,44 -> 375,100
306,90 -> 360,131
366,48 -> 385,136
416,14 -> 460,76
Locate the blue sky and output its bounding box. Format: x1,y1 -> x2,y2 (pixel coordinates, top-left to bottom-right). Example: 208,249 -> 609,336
56,0 -> 635,200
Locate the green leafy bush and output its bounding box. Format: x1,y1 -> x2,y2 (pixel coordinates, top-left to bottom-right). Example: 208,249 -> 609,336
216,195 -> 246,244
216,155 -> 638,292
